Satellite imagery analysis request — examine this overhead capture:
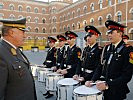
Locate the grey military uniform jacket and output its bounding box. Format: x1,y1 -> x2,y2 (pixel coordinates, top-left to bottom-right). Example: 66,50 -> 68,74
0,40 -> 37,100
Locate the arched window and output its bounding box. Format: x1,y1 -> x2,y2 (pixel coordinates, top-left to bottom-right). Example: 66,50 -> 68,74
106,14 -> 112,20
35,17 -> 39,23
18,15 -> 23,19
34,7 -> 39,13
42,28 -> 46,33
98,0 -> 103,9
83,20 -> 87,27
53,28 -> 56,33
77,22 -> 80,29
77,8 -> 80,16
67,13 -> 70,19
117,11 -> 122,22
42,8 -> 46,14
129,8 -> 133,20
18,5 -> 22,12
83,6 -> 87,14
90,18 -> 94,25
42,18 -> 46,23
72,11 -> 75,18
9,14 -> 15,19
90,3 -> 94,12
52,17 -> 56,23
35,28 -> 39,33
27,26 -> 31,32
72,23 -> 75,30
67,25 -> 70,31
9,4 -> 14,10
108,0 -> 112,6
0,3 -> 3,9
27,6 -> 31,12
98,16 -> 103,25
64,26 -> 66,31
27,16 -> 31,22
118,0 -> 122,3
130,30 -> 133,40
52,7 -> 56,13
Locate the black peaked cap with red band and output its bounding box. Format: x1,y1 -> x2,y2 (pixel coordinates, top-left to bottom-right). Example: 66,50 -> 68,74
84,25 -> 101,41
123,34 -> 129,40
65,31 -> 78,39
57,35 -> 67,41
105,20 -> 127,33
48,36 -> 57,43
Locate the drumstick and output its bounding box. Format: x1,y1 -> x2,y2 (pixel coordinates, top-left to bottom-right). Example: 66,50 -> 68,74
90,81 -> 106,85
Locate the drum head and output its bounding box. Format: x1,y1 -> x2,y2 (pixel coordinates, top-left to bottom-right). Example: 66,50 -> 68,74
74,85 -> 101,95
47,72 -> 63,76
57,78 -> 79,86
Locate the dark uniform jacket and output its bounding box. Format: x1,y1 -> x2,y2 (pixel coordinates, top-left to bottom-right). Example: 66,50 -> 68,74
65,44 -> 81,78
92,41 -> 133,100
81,43 -> 102,81
0,40 -> 37,100
56,46 -> 66,69
43,47 -> 56,68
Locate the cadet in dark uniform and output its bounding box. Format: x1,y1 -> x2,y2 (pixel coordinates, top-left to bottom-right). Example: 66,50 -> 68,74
56,35 -> 67,73
74,25 -> 102,84
43,36 -> 57,68
85,20 -> 133,100
43,36 -> 57,98
122,34 -> 129,44
61,31 -> 81,78
0,18 -> 37,100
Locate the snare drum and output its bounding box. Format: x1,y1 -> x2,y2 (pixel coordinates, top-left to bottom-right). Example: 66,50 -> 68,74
38,68 -> 53,82
30,65 -> 39,77
57,78 -> 80,100
46,73 -> 64,91
73,85 -> 103,100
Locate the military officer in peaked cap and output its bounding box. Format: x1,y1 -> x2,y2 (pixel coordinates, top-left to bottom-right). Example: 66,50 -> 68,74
56,34 -> 67,73
61,31 -> 82,78
85,20 -> 133,100
43,36 -> 57,98
0,18 -> 37,100
74,25 -> 102,84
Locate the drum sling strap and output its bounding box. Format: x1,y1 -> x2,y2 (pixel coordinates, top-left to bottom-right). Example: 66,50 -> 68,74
105,44 -> 124,81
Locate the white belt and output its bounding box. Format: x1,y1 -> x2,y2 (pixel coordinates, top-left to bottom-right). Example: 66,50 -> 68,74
46,60 -> 52,63
57,63 -> 60,66
67,65 -> 72,69
81,68 -> 93,73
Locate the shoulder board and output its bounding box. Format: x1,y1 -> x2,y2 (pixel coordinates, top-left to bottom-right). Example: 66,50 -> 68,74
125,44 -> 131,47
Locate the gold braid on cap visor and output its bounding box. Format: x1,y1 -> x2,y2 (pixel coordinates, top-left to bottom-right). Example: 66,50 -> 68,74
3,23 -> 26,29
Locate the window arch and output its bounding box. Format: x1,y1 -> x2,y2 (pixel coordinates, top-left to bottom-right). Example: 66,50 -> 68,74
129,29 -> 133,40
116,11 -> 122,22
67,13 -> 70,19
72,11 -> 75,18
98,16 -> 103,25
77,8 -> 80,16
42,8 -> 46,14
42,28 -> 46,33
129,8 -> 133,20
52,16 -> 56,23
90,3 -> 94,12
52,7 -> 56,13
83,6 -> 87,14
34,17 -> 39,23
53,27 -> 56,33
77,22 -> 80,29
27,26 -> 31,32
42,18 -> 46,23
9,14 -> 15,19
18,5 -> 23,12
67,25 -> 70,31
26,6 -> 31,12
34,7 -> 39,13
72,23 -> 75,30
83,20 -> 87,27
63,25 -> 66,31
35,27 -> 39,33
27,16 -> 31,22
0,3 -> 3,9
98,0 -> 103,9
9,4 -> 14,10
106,14 -> 112,20
90,18 -> 94,25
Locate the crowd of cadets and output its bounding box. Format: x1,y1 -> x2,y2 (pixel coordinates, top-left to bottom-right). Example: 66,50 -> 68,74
43,20 -> 133,100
